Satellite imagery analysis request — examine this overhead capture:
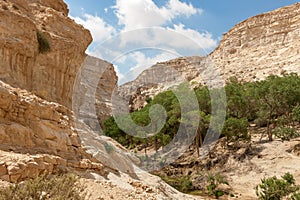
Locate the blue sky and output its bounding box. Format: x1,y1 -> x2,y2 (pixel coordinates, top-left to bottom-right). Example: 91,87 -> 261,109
65,0 -> 299,84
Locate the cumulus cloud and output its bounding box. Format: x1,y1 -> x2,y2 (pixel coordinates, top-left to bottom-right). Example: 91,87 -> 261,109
113,0 -> 202,30
70,0 -> 217,85
72,14 -> 116,43
169,24 -> 217,51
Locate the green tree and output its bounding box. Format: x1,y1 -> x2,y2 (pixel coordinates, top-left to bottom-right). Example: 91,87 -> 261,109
223,117 -> 250,147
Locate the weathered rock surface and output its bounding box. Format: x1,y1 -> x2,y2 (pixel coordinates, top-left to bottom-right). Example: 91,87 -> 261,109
0,0 -> 92,108
118,56 -> 208,111
73,56 -> 118,129
0,80 -> 109,183
0,79 -> 199,199
119,3 -> 300,110
210,2 -> 300,82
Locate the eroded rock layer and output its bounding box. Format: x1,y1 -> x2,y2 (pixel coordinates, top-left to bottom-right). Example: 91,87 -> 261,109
210,2 -> 300,81
0,0 -> 92,108
119,3 -> 300,110
0,80 -> 108,182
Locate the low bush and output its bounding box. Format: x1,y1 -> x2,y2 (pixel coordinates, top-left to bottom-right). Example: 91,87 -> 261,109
0,173 -> 85,200
273,126 -> 298,141
206,173 -> 229,198
255,172 -> 300,200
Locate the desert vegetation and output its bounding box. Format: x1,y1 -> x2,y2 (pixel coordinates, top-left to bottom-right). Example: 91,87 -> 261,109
0,173 -> 85,200
255,172 -> 300,200
37,31 -> 51,54
104,73 -> 300,152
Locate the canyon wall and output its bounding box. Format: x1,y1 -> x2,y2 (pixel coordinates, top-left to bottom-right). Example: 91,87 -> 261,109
0,0 -> 92,108
119,3 -> 300,110
73,56 -> 118,129
0,80 -> 108,183
210,2 -> 300,81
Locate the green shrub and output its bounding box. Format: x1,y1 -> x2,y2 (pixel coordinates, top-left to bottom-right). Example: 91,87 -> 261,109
292,105 -> 300,122
181,176 -> 193,192
255,172 -> 300,200
206,173 -> 229,198
223,117 -> 250,146
273,126 -> 298,141
0,173 -> 85,200
158,175 -> 194,194
37,31 -> 51,54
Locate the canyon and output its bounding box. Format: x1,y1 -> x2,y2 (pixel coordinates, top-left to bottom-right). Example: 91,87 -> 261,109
0,0 -> 299,199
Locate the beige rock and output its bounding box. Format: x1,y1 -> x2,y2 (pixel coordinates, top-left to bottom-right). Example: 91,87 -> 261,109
73,56 -> 118,128
119,3 -> 300,110
0,0 -> 92,108
10,174 -> 21,183
210,3 -> 300,82
0,165 -> 7,177
0,175 -> 10,182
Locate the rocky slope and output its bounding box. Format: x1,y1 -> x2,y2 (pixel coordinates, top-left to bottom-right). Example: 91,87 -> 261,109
0,80 -> 108,183
119,2 -> 300,110
118,56 -> 208,111
0,79 -> 200,199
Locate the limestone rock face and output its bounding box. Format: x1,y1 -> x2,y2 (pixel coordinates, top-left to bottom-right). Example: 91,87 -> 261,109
119,3 -> 300,110
210,2 -> 300,81
0,80 -> 109,182
0,0 -> 92,108
118,56 -> 207,111
73,56 -> 118,128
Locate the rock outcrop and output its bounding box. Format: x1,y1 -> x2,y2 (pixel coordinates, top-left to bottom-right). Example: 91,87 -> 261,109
118,56 -> 208,111
73,56 -> 118,128
0,78 -> 198,199
0,80 -> 108,183
210,2 -> 300,82
0,0 -> 92,108
119,3 -> 300,110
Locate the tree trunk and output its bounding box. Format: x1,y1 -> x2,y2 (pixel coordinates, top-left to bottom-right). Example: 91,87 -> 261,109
196,128 -> 200,157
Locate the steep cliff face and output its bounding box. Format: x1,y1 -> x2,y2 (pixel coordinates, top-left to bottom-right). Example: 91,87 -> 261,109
76,56 -> 118,128
0,0 -> 92,108
210,2 -> 300,81
119,3 -> 300,110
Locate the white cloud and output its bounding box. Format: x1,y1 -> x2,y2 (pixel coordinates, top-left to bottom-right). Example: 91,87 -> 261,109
165,0 -> 203,18
169,24 -> 217,50
72,14 -> 116,43
116,26 -> 217,54
70,0 -> 217,84
113,0 -> 202,31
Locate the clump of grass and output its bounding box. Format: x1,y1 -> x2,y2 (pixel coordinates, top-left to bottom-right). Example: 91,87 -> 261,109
37,31 -> 51,54
159,175 -> 194,193
0,173 -> 85,200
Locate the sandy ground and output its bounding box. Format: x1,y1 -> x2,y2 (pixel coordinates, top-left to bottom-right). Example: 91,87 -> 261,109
226,135 -> 300,199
